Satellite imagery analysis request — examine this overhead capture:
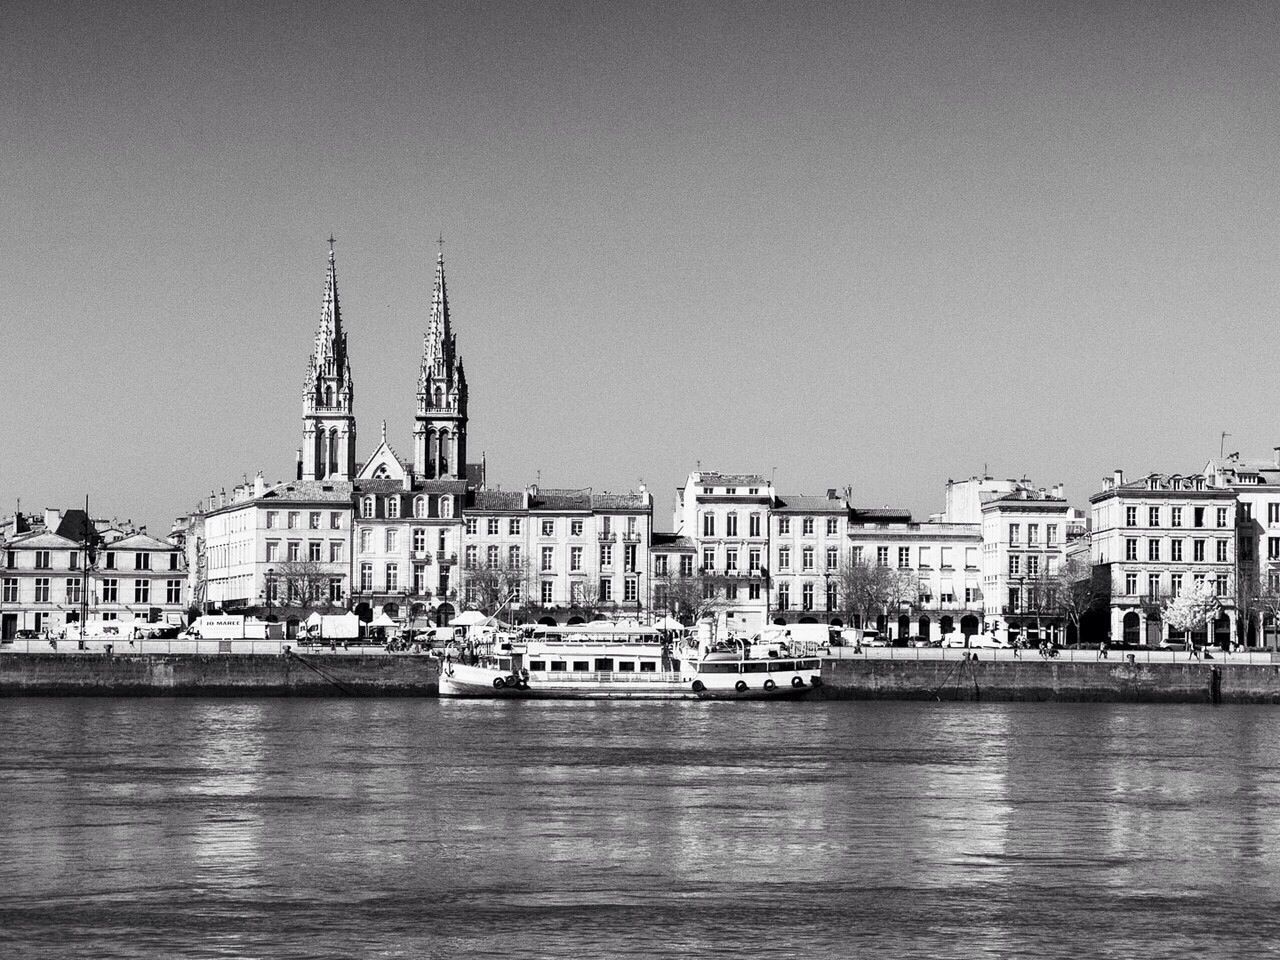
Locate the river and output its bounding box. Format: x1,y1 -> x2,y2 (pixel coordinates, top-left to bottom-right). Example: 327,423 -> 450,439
2,699 -> 1278,958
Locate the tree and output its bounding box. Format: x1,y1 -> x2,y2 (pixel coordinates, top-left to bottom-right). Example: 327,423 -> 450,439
272,559 -> 332,609
1052,557 -> 1103,647
653,571 -> 730,627
1163,579 -> 1220,644
836,560 -> 915,635
1243,568 -> 1280,650
464,560 -> 528,615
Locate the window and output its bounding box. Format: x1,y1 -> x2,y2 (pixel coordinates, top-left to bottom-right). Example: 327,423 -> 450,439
1171,573 -> 1184,596
328,512 -> 340,530
1216,507 -> 1228,528
802,583 -> 814,610
940,546 -> 954,569
309,512 -> 321,529
1125,538 -> 1138,561
1027,556 -> 1040,576
702,513 -> 715,537
532,545 -> 551,573
359,529 -> 372,553
1148,539 -> 1160,561
65,579 -> 81,604
627,516 -> 636,536
777,583 -> 790,610
1193,540 -> 1205,562
1125,508 -> 1137,527
702,548 -> 715,572
624,543 -> 637,572
654,555 -> 668,576
749,548 -> 762,573
779,547 -> 790,571
723,548 -> 737,572
1046,525 -> 1058,545
897,547 -> 909,569
1171,539 -> 1183,562
1125,572 -> 1138,595
571,547 -> 583,571
827,517 -> 838,536
600,544 -> 614,568
749,513 -> 761,537
34,578 -> 50,603
1009,523 -> 1021,544
541,520 -> 554,537
826,547 -> 839,570
802,547 -> 814,571
330,541 -> 342,563
726,513 -> 738,537
385,564 -> 399,591
412,529 -> 426,552
104,551 -> 115,570
748,582 -> 761,600
1009,555 -> 1021,576
486,545 -> 499,569
288,512 -> 300,529
540,581 -> 554,605
487,518 -> 499,535
1216,540 -> 1228,563
414,497 -> 427,519
1,578 -> 15,602
101,579 -> 118,603
779,518 -> 791,534
1148,507 -> 1160,527
852,546 -> 863,564
826,581 -> 837,611
802,517 -> 814,536
599,579 -> 613,602
309,541 -> 322,562
1148,574 -> 1160,598
385,529 -> 398,553
135,552 -> 150,571
680,555 -> 693,577
329,578 -> 344,602
361,498 -> 374,519
266,511 -> 278,529
1216,575 -> 1228,597
287,542 -> 301,562
465,518 -> 478,535
1270,503 -> 1280,525
509,519 -> 521,535
876,546 -> 888,566
465,545 -> 478,568
601,517 -> 612,535
1194,507 -> 1205,528
168,552 -> 179,570
1171,507 -> 1182,528
134,579 -> 150,604
1027,525 -> 1039,546
387,498 -> 400,519
624,579 -> 638,603
360,563 -> 374,591
965,586 -> 980,604
166,580 -> 182,604
571,520 -> 584,537
1271,538 -> 1280,561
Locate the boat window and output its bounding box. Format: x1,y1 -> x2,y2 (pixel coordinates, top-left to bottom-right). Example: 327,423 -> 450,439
529,660 -> 546,671
742,662 -> 769,673
573,661 -> 590,671
698,662 -> 740,674
498,658 -> 511,670
549,661 -> 567,672
802,659 -> 820,669
769,660 -> 795,672
639,661 -> 657,672
618,661 -> 636,672
594,658 -> 614,672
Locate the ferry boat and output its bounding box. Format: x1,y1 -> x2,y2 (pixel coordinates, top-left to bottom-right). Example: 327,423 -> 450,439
437,621 -> 823,699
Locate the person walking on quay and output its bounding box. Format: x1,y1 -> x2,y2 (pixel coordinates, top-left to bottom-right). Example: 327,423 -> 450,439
1187,638 -> 1200,661
1097,640 -> 1108,661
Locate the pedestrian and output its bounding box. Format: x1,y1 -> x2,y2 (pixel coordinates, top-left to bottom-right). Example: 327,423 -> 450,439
1097,641 -> 1108,661
1187,638 -> 1199,661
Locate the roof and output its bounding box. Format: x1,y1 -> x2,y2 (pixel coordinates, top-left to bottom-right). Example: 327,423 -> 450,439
108,532 -> 178,551
1206,457 -> 1280,486
257,480 -> 356,504
693,472 -> 767,486
773,494 -> 847,514
354,478 -> 468,496
651,533 -> 696,552
529,488 -> 592,511
590,492 -> 647,511
4,530 -> 81,550
851,507 -> 913,522
472,490 -> 523,512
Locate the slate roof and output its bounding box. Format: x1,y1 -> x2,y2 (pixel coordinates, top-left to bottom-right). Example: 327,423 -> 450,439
109,532 -> 180,551
4,530 -> 81,550
257,480 -> 356,504
851,507 -> 913,521
773,494 -> 848,514
651,532 -> 696,552
695,472 -> 766,486
472,490 -> 523,511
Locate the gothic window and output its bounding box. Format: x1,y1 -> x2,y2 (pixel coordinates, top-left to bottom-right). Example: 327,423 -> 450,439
434,386 -> 443,408
328,427 -> 339,474
325,384 -> 333,408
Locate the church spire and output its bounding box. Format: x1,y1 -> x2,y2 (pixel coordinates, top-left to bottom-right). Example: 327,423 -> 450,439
302,237 -> 356,481
414,237 -> 468,480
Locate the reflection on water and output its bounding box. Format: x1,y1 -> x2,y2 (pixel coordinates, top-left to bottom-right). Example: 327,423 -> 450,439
3,699 -> 1280,957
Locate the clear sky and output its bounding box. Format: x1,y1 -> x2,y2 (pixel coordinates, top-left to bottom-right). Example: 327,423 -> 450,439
3,0 -> 1279,534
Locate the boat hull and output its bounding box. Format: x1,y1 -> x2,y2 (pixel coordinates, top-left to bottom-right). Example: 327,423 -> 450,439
437,661 -> 822,700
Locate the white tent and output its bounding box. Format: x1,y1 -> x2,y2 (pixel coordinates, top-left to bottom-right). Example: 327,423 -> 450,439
369,612 -> 398,630
320,612 -> 361,639
452,610 -> 490,627
653,616 -> 684,631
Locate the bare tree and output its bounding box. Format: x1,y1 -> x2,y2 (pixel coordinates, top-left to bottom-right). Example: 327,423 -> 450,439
837,560 -> 913,634
1244,567 -> 1280,650
1051,557 -> 1103,647
653,571 -> 730,626
465,559 -> 528,615
272,559 -> 332,609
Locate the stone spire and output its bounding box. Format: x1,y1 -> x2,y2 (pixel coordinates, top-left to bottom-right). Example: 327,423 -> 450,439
301,238 -> 356,480
413,241 -> 468,480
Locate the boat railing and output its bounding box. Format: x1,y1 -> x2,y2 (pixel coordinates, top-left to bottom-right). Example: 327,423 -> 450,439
525,670 -> 683,683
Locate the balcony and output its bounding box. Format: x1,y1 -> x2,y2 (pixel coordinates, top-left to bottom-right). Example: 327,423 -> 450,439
436,551 -> 457,565
598,532 -> 616,542
621,533 -> 641,543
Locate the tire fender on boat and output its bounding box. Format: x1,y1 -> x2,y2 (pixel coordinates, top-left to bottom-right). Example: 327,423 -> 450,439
493,676 -> 506,689
691,679 -> 706,693
763,678 -> 776,691
735,680 -> 748,693
516,678 -> 529,690
791,676 -> 805,689
810,675 -> 822,687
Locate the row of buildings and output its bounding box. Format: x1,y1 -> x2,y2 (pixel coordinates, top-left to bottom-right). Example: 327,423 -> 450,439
4,239 -> 1279,647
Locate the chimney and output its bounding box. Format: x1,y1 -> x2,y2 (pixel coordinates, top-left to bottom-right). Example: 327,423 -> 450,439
43,508 -> 60,530
296,449 -> 303,481
253,472 -> 266,498
826,488 -> 837,499
1052,483 -> 1064,499
1113,469 -> 1124,488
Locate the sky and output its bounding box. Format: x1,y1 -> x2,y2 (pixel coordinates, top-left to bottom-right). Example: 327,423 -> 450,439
3,0 -> 1280,534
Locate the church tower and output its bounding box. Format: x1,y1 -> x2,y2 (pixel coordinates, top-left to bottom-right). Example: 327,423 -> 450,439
301,239 -> 356,481
413,246 -> 468,479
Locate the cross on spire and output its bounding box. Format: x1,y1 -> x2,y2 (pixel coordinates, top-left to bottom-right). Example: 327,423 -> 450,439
328,234 -> 337,261
436,233 -> 445,262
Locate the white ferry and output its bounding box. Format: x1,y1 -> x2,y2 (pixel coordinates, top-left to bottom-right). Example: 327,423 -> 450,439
437,622 -> 823,700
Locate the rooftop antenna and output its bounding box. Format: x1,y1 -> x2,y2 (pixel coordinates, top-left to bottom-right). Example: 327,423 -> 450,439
1221,431 -> 1231,458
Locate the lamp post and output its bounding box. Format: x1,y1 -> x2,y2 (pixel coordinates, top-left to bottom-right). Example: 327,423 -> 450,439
263,567 -> 275,621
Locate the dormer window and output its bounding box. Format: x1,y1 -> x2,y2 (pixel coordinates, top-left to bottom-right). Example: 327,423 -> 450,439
414,497 -> 426,519
387,497 -> 400,519
361,496 -> 375,518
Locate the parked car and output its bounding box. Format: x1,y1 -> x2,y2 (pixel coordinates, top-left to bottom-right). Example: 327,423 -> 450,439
943,632 -> 1009,649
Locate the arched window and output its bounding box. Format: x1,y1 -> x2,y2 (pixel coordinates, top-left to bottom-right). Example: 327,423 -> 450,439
434,386 -> 443,408
414,497 -> 426,519
362,496 -> 375,518
325,384 -> 333,408
387,497 -> 400,519
438,429 -> 450,477
329,427 -> 339,475
440,495 -> 452,517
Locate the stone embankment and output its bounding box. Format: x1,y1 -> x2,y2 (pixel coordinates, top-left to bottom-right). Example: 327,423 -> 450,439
819,657 -> 1280,704
0,653 -> 440,696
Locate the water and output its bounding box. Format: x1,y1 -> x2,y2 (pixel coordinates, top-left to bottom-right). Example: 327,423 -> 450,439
3,699 -> 1280,958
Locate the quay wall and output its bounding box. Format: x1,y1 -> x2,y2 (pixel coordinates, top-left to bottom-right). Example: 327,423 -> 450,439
820,658 -> 1280,704
0,653 -> 440,696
